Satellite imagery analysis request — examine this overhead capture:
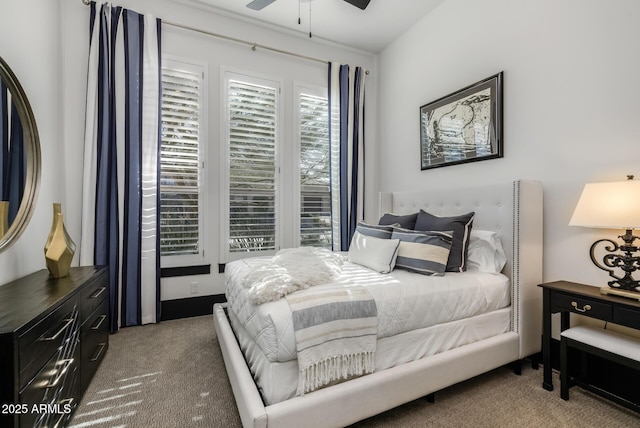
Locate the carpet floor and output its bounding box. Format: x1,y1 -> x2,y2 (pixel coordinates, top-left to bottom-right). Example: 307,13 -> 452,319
70,315 -> 639,428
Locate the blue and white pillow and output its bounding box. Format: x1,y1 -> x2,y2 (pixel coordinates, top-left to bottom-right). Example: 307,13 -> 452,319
356,221 -> 396,239
392,228 -> 453,276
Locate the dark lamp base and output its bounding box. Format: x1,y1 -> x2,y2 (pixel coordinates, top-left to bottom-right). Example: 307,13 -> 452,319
589,229 -> 640,294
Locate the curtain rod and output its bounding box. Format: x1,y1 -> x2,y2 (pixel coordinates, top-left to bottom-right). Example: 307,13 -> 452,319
164,20 -> 329,66
81,0 -> 370,74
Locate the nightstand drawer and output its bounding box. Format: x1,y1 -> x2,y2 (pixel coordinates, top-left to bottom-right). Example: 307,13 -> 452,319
554,292 -> 613,319
617,307 -> 640,327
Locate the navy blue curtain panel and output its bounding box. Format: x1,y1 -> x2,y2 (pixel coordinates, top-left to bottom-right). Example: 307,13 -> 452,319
328,62 -> 366,251
84,2 -> 161,332
7,101 -> 25,224
338,65 -> 350,249
121,8 -> 144,327
350,67 -> 365,242
0,79 -> 26,225
0,80 -> 8,203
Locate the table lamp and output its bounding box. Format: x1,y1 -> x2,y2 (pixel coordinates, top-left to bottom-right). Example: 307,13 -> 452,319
569,175 -> 640,300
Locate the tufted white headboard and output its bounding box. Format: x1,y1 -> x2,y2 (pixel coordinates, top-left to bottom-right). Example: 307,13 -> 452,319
379,180 -> 543,358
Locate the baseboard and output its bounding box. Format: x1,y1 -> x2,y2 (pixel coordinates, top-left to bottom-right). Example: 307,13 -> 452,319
160,294 -> 226,321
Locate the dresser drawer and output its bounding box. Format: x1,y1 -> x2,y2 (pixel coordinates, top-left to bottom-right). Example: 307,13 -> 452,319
19,345 -> 79,428
81,298 -> 109,393
18,300 -> 79,390
81,296 -> 109,337
79,271 -> 108,321
554,292 -> 613,320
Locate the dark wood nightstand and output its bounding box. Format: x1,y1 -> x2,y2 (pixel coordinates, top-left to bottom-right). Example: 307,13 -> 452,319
539,280 -> 640,392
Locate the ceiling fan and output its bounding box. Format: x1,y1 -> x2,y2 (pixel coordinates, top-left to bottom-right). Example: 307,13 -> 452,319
247,0 -> 372,11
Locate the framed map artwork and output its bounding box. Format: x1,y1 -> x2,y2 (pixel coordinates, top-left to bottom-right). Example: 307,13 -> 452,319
420,72 -> 503,170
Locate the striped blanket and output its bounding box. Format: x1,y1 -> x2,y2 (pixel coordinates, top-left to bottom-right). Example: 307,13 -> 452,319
285,286 -> 377,395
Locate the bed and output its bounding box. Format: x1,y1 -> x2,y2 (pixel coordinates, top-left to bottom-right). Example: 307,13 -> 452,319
213,179 -> 543,428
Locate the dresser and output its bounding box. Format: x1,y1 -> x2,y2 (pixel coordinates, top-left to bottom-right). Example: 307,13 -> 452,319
0,266 -> 109,427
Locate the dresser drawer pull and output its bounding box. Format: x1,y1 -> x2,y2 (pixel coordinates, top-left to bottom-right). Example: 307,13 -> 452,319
50,399 -> 74,428
40,358 -> 74,389
90,286 -> 106,299
39,318 -> 74,342
59,397 -> 74,406
90,343 -> 107,362
571,301 -> 592,313
91,314 -> 107,330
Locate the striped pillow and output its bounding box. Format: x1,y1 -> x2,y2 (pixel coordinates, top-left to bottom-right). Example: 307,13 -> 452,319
392,228 -> 453,276
356,221 -> 395,239
414,210 -> 475,272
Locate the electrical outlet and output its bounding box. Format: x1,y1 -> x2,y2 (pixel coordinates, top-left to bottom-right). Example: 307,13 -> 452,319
190,281 -> 199,294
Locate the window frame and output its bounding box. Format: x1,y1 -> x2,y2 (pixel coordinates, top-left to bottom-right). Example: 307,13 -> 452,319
293,83 -> 331,248
220,68 -> 284,263
159,55 -> 208,269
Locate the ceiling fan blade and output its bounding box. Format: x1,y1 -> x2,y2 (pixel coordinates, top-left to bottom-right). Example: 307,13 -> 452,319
246,0 -> 277,11
343,0 -> 371,10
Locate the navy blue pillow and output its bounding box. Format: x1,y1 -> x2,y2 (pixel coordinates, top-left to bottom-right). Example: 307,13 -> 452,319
414,210 -> 475,272
378,212 -> 418,230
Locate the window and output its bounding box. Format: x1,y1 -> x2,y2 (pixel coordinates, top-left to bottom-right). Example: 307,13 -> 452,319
160,57 -> 206,267
298,91 -> 331,248
222,72 -> 330,261
226,76 -> 279,254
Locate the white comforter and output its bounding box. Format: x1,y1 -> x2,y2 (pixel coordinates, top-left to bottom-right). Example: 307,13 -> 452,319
225,256 -> 510,363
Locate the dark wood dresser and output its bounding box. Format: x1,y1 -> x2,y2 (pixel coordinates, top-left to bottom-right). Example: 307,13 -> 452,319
0,266 -> 109,427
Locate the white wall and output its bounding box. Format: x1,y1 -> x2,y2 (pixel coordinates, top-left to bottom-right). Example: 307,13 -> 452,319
0,0 -> 65,285
378,0 -> 640,286
58,0 -> 377,299
7,0 -> 633,301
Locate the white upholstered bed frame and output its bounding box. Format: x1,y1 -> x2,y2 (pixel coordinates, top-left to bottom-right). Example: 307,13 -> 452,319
213,179 -> 543,428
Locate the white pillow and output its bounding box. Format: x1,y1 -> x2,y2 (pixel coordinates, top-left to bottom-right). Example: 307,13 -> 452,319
466,230 -> 507,274
348,231 -> 400,273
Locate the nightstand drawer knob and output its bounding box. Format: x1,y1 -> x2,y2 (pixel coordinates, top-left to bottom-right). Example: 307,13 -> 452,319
571,301 -> 592,312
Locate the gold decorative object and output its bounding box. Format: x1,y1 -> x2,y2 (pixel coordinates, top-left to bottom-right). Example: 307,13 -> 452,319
0,201 -> 8,239
44,203 -> 76,278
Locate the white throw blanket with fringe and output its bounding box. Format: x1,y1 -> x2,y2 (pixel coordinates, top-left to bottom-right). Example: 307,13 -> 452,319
285,285 -> 377,396
244,247 -> 344,305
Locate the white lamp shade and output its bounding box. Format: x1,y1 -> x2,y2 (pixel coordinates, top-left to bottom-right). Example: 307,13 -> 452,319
570,180 -> 640,229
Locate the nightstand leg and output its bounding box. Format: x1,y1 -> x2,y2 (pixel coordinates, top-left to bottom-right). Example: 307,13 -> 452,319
560,336 -> 569,400
542,289 -> 553,390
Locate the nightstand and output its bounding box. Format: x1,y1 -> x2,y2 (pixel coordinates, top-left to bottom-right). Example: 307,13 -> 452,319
538,281 -> 640,392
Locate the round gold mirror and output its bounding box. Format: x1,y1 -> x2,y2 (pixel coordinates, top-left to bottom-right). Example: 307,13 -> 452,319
0,56 -> 41,253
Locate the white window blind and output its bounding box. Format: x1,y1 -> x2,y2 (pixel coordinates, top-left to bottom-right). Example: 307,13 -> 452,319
160,59 -> 204,263
227,79 -> 278,253
299,93 -> 331,248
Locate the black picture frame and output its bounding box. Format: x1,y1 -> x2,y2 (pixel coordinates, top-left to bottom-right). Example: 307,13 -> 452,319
419,72 -> 503,170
